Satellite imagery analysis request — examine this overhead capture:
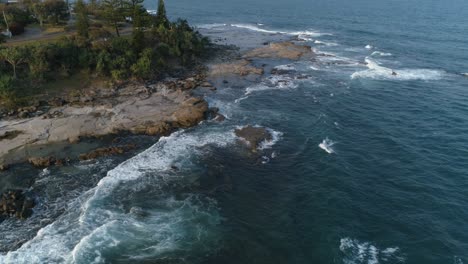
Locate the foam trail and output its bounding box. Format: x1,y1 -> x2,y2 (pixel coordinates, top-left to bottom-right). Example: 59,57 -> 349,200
258,128 -> 284,150
229,24 -> 331,38
314,40 -> 338,46
371,51 -> 392,57
197,23 -> 227,29
230,24 -> 285,34
245,75 -> 298,95
319,138 -> 336,154
340,237 -> 405,263
351,57 -> 444,81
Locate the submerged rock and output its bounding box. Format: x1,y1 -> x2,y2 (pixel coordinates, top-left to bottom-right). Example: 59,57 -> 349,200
28,156 -> 58,168
235,126 -> 272,152
79,144 -> 136,161
0,163 -> 9,171
0,190 -> 35,220
213,113 -> 226,122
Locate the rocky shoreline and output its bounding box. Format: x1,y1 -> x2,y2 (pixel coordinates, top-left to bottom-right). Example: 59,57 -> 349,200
0,40 -> 313,222
0,74 -> 215,169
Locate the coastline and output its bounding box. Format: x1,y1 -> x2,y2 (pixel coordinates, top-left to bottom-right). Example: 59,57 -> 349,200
0,40 -> 313,170
0,72 -> 215,169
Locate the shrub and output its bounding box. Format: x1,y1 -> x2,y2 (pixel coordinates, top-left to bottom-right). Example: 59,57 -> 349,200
0,75 -> 15,101
9,22 -> 25,36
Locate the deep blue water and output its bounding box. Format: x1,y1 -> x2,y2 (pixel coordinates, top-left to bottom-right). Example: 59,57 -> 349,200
1,0 -> 468,263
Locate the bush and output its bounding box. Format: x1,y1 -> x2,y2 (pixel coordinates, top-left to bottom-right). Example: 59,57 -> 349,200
9,22 -> 25,36
89,28 -> 112,40
0,75 -> 15,100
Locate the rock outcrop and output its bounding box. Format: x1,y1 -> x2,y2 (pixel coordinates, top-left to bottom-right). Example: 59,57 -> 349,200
243,42 -> 314,60
28,156 -> 60,168
235,126 -> 272,152
0,84 -> 210,167
0,190 -> 35,220
209,60 -> 264,76
79,144 -> 136,161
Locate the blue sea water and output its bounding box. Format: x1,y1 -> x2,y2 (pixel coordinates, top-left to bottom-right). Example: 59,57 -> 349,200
1,0 -> 468,263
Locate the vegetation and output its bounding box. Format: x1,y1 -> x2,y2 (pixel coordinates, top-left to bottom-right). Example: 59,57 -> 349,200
0,0 -> 209,107
75,0 -> 89,38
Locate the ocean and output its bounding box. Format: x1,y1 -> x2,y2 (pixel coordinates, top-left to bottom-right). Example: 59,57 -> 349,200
1,0 -> 468,263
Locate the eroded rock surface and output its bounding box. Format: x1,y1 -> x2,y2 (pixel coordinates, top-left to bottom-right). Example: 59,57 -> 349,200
79,144 -> 136,161
209,59 -> 264,76
235,126 -> 272,151
0,85 -> 209,166
243,41 -> 314,60
0,190 -> 35,220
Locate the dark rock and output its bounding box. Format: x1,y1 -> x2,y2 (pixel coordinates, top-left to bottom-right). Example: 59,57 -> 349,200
235,125 -> 272,152
223,80 -> 229,84
0,190 -> 35,220
18,111 -> 29,119
49,97 -> 67,107
213,113 -> 226,122
0,130 -> 22,141
79,144 -> 136,161
205,107 -> 219,120
0,163 -> 9,171
28,156 -> 56,168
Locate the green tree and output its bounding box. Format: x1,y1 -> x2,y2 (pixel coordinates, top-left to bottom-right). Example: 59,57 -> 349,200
0,74 -> 16,105
22,0 -> 47,27
155,0 -> 169,28
0,47 -> 29,79
28,44 -> 50,82
131,48 -> 153,78
75,0 -> 89,38
101,0 -> 125,36
43,0 -> 68,25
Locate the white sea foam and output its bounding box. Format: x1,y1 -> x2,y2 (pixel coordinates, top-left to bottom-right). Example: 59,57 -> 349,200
340,237 -> 405,264
258,128 -> 284,150
371,51 -> 392,57
245,75 -> 298,95
273,64 -> 296,71
234,95 -> 250,104
314,40 -> 338,46
230,23 -> 285,34
196,23 -> 228,29
289,30 -> 332,37
319,138 -> 336,154
229,24 -> 331,38
365,44 -> 373,49
0,129 -> 236,264
454,256 -> 464,264
351,57 -> 445,81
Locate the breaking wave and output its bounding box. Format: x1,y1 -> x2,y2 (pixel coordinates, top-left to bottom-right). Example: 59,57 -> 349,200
351,57 -> 444,81
0,130 -> 237,264
340,238 -> 405,264
319,138 -> 336,154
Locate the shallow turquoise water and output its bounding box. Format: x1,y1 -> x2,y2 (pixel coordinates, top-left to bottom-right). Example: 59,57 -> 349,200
1,0 -> 468,263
